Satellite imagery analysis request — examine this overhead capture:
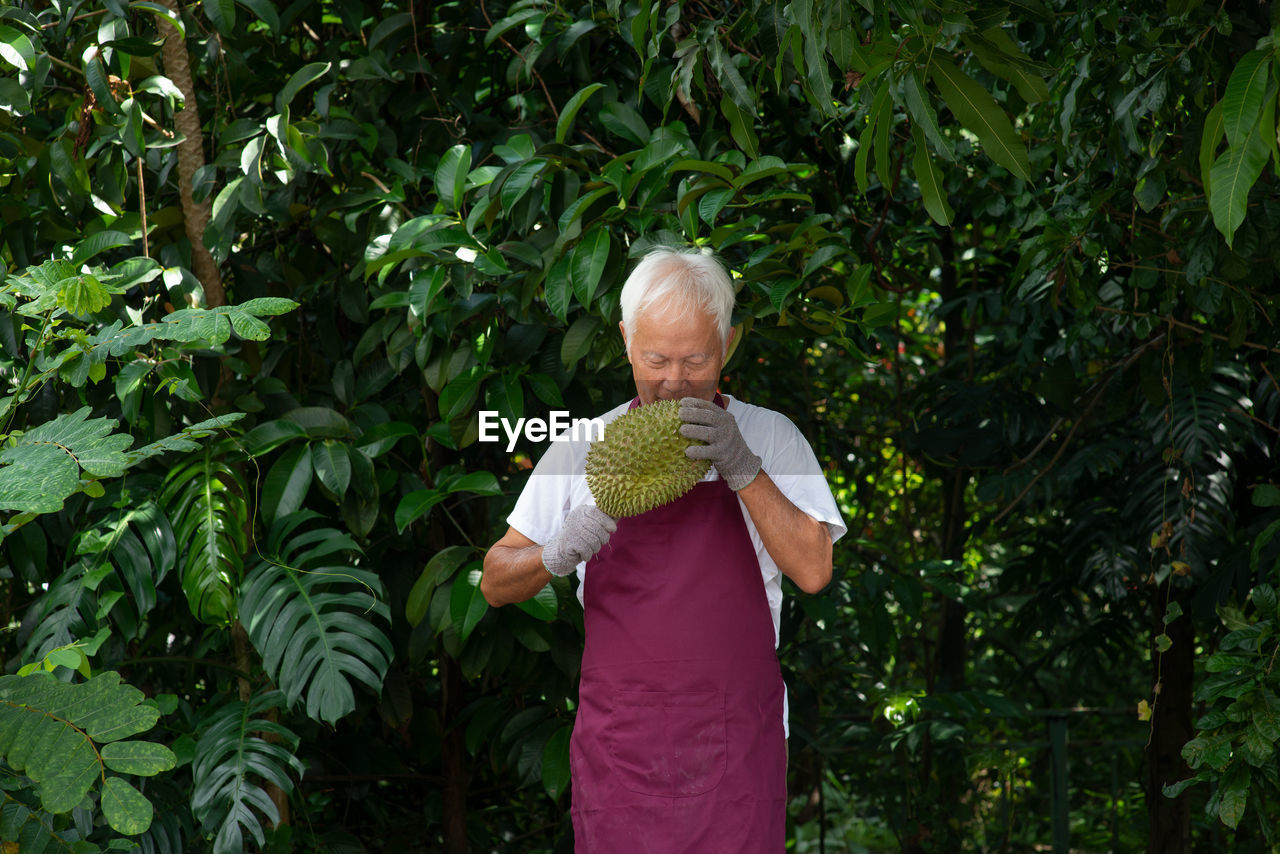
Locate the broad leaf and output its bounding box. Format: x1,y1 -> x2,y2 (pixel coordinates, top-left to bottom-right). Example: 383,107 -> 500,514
161,449 -> 249,624
191,691 -> 303,854
435,144 -> 472,213
0,671 -> 170,833
1222,50 -> 1270,148
929,56 -> 1032,182
911,124 -> 953,226
1209,123 -> 1269,247
556,82 -> 604,143
239,513 -> 394,725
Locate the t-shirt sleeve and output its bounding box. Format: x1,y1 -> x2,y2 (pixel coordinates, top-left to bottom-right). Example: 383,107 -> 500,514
506,437 -> 580,545
759,413 -> 847,544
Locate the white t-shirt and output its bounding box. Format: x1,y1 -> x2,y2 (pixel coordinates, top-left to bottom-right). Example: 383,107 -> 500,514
506,394 -> 848,643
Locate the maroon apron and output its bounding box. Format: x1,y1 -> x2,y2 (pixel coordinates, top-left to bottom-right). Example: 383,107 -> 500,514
570,397 -> 786,853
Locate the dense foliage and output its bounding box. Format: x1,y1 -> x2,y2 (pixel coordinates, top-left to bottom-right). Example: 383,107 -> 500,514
1,0 -> 1279,851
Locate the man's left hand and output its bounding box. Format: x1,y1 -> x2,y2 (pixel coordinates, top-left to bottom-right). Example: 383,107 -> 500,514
679,397 -> 761,491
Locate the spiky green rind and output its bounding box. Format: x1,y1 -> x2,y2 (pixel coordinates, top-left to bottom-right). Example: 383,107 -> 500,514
585,399 -> 710,517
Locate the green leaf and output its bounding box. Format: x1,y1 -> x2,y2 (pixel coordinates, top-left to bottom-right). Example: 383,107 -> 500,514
541,725 -> 572,800
242,419 -> 308,456
570,228 -> 611,306
545,254 -> 573,323
911,124 -> 953,226
514,582 -> 558,622
1218,768 -> 1250,829
161,451 -> 249,624
1222,50 -> 1270,149
158,298 -> 299,344
130,1 -> 185,37
0,671 -> 164,821
556,82 -> 604,143
669,159 -> 736,184
100,740 -> 178,776
1154,632 -> 1172,652
706,34 -> 753,114
697,187 -> 735,225
407,546 -> 473,626
439,368 -> 486,422
499,158 -> 546,214
101,776 -> 153,836
354,421 -> 417,458
561,315 -> 601,368
310,440 -> 351,498
124,414 -> 245,466
599,102 -> 649,146
0,76 -> 30,114
903,68 -> 953,162
449,566 -> 488,645
203,0 -> 236,34
84,47 -> 121,116
240,515 -> 394,725
856,83 -> 889,194
0,24 -> 35,71
238,0 -> 280,32
443,471 -> 503,496
557,186 -> 615,232
929,56 -> 1032,182
262,443 -> 313,523
963,29 -> 1051,104
434,144 -> 472,213
1253,693 -> 1280,741
1251,584 -> 1277,615
191,691 -> 303,852
1252,485 -> 1280,507
281,405 -> 358,439
719,95 -> 759,160
70,230 -> 134,267
395,489 -> 445,534
484,6 -> 542,47
1209,122 -> 1269,247
527,373 -> 564,408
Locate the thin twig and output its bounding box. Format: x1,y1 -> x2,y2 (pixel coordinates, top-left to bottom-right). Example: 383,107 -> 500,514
1096,305 -> 1280,355
990,335 -> 1165,526
137,156 -> 150,259
479,0 -> 559,120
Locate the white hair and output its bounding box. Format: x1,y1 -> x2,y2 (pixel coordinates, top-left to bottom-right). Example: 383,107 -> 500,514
619,247 -> 735,354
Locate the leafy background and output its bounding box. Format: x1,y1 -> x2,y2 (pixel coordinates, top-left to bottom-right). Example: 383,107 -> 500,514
1,0 -> 1279,851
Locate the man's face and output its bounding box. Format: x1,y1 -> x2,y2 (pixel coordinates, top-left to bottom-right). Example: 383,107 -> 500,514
620,295 -> 733,404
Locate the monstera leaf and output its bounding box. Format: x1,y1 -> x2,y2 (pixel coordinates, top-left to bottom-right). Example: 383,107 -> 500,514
159,446 -> 250,625
0,671 -> 176,836
238,512 -> 394,725
190,691 -> 303,854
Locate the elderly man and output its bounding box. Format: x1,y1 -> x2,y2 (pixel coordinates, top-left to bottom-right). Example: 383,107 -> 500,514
481,246 -> 845,852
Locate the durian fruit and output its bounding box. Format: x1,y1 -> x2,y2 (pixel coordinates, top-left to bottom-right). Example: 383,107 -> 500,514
585,399 -> 710,517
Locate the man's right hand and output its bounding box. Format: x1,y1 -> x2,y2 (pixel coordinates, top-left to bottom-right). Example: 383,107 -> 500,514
541,505 -> 617,576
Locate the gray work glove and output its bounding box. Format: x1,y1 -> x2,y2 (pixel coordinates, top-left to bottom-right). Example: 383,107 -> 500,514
541,505 -> 617,576
678,397 -> 762,491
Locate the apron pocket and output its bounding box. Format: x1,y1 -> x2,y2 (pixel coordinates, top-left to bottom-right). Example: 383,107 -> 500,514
606,689 -> 727,798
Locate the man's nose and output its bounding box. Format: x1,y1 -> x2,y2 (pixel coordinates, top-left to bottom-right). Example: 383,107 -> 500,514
658,364 -> 691,384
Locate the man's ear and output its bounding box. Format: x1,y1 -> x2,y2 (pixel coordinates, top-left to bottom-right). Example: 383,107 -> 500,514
619,320 -> 629,358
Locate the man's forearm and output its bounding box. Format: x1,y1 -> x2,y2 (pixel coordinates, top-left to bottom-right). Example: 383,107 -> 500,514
736,471 -> 832,593
481,543 -> 552,607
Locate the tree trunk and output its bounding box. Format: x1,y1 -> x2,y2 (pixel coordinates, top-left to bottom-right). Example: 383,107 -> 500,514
156,0 -> 226,307
441,653 -> 469,854
1146,589 -> 1193,853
